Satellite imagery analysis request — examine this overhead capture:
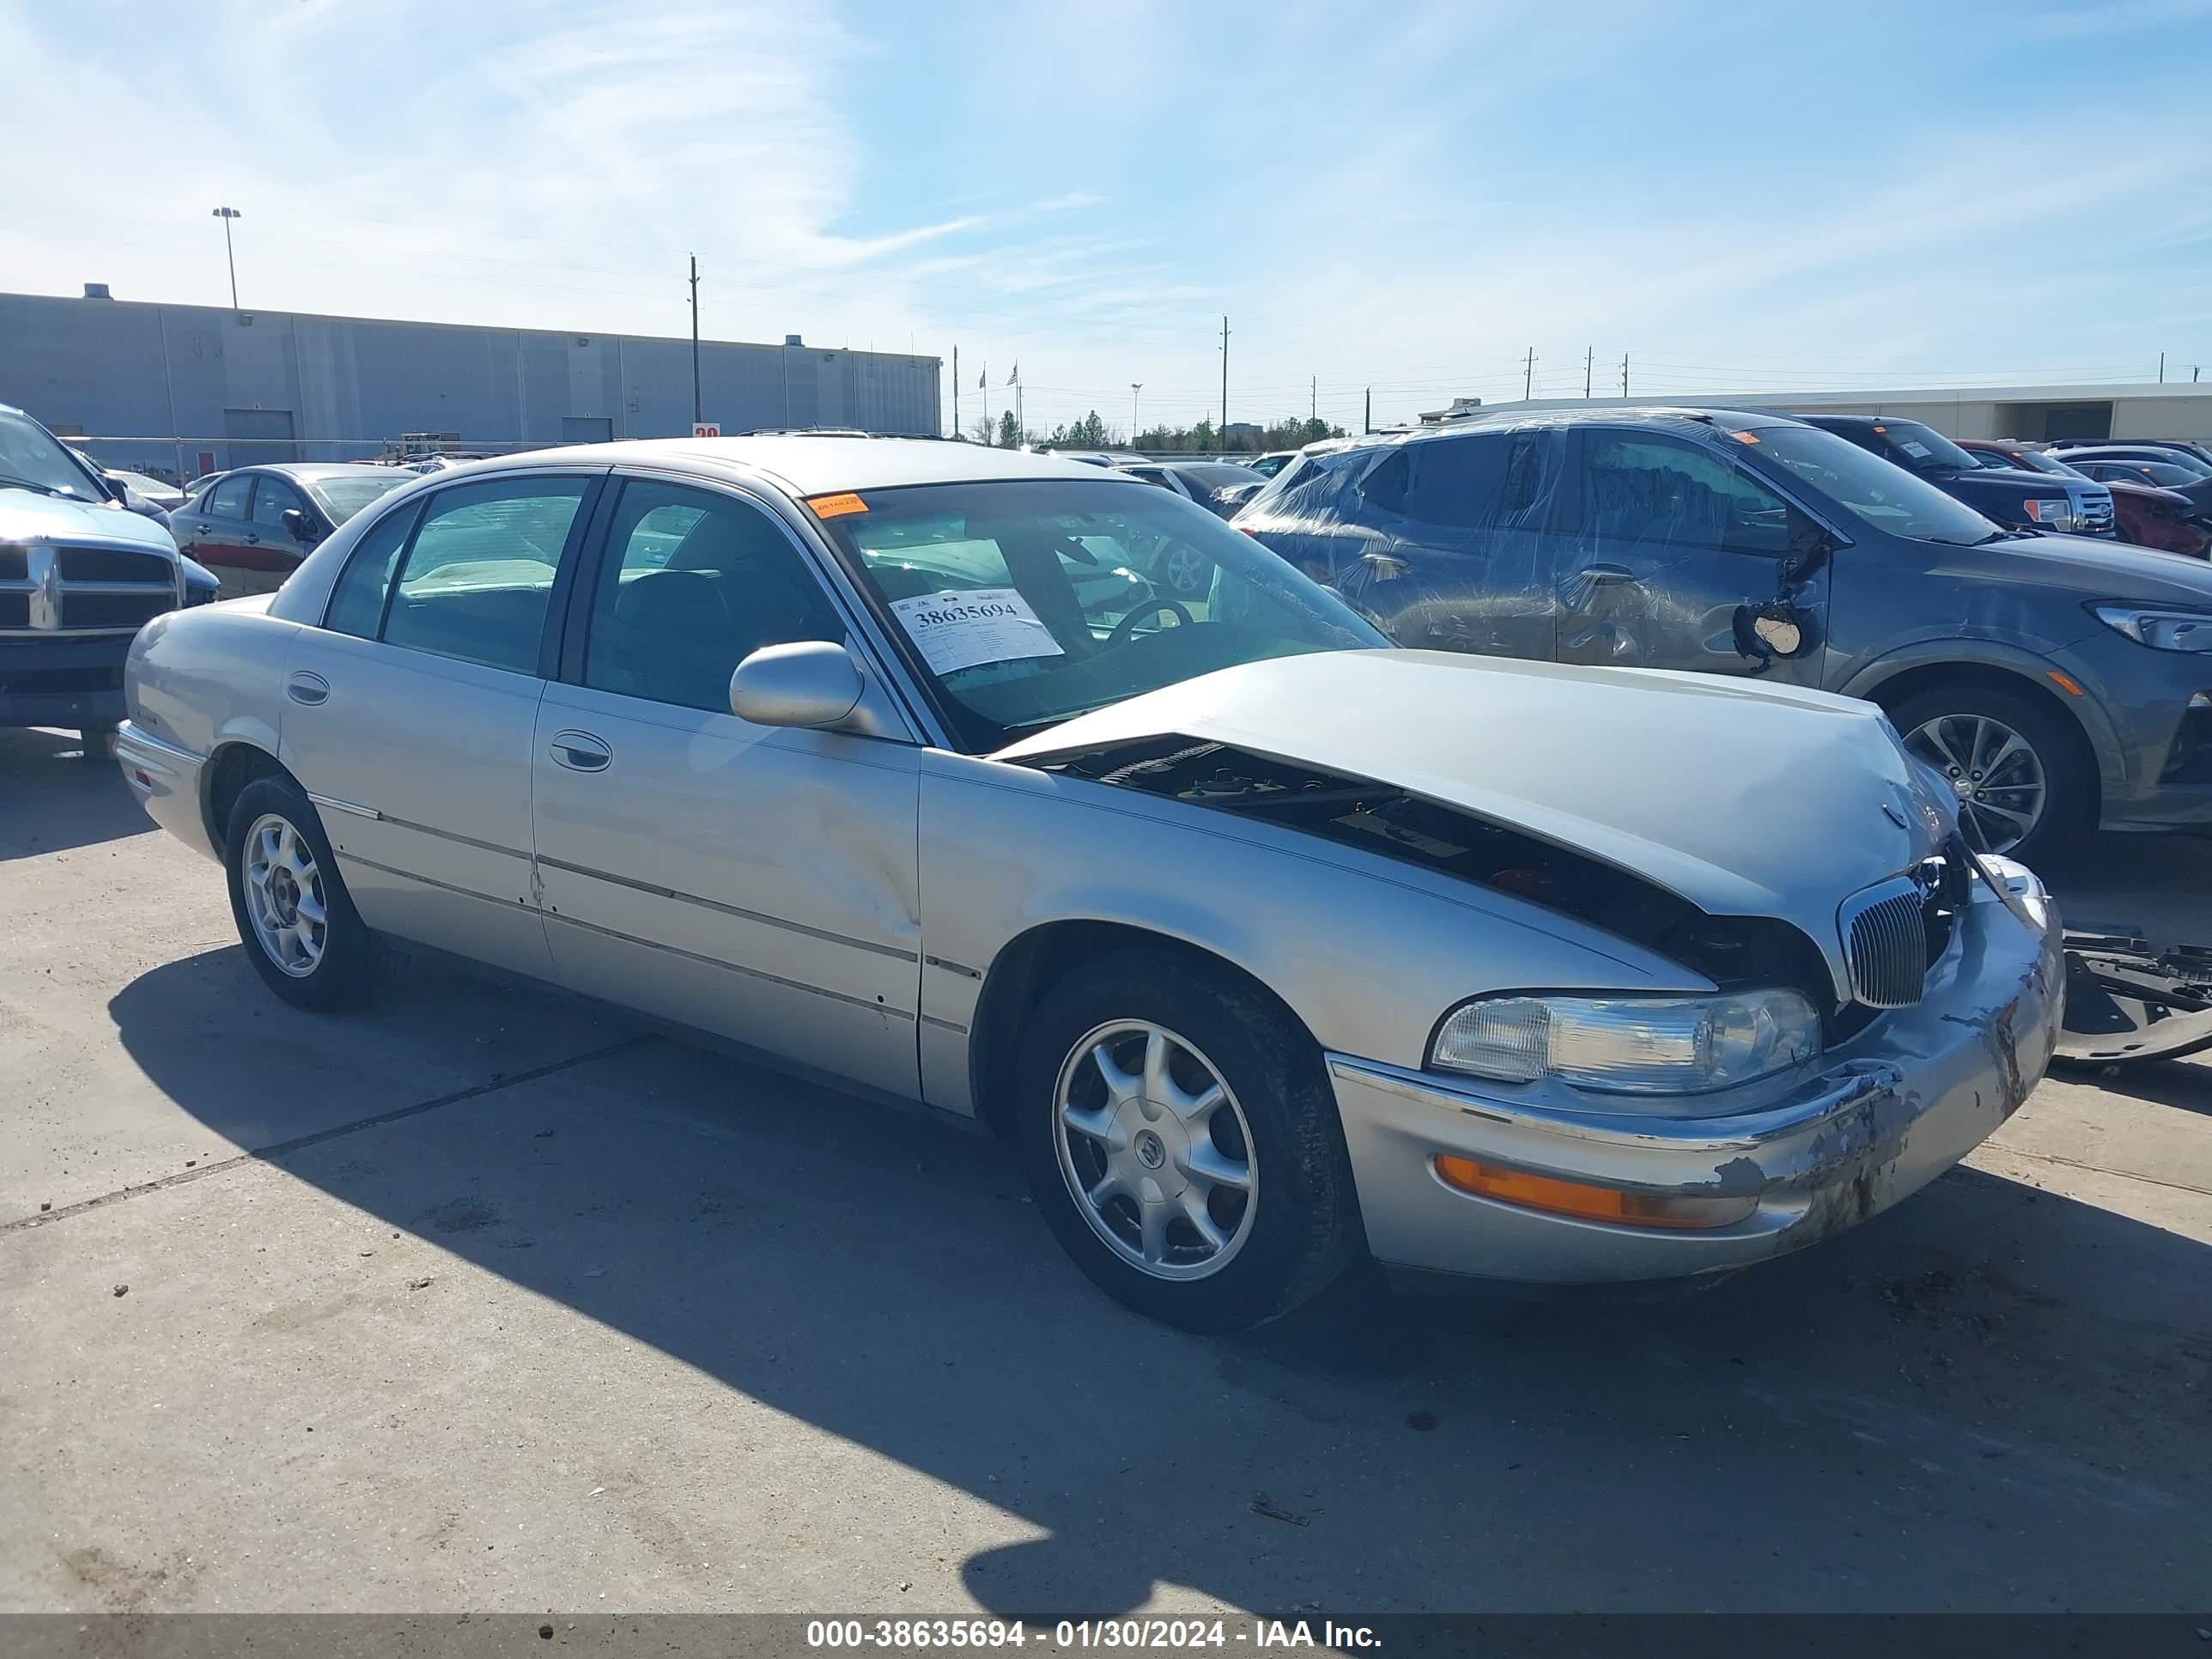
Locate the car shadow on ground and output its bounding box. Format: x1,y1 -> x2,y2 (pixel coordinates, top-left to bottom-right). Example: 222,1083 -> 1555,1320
109,946 -> 2212,1613
0,727 -> 156,861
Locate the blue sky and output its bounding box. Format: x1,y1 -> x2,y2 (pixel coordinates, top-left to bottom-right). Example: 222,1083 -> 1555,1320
6,0 -> 2211,434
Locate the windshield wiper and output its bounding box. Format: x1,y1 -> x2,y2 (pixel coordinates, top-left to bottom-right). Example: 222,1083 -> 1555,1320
0,474 -> 66,497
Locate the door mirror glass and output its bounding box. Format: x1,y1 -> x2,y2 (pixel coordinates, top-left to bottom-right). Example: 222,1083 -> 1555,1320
729,640 -> 864,727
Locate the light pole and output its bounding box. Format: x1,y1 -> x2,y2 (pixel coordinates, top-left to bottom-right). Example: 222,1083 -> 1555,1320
210,207 -> 242,310
1130,382 -> 1141,444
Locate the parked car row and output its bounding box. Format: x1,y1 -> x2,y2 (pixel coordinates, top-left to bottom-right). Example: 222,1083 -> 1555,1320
114,434 -> 2063,1333
1233,406 -> 2212,866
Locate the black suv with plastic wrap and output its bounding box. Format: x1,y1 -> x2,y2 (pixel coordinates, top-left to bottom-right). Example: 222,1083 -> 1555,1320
1233,406 -> 2212,866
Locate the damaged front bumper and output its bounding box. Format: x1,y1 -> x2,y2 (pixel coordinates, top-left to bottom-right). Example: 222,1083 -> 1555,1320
1326,866 -> 2064,1284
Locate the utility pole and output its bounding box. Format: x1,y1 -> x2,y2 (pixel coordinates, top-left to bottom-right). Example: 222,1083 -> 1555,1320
1522,347 -> 1536,400
1219,316 -> 1231,450
1620,352 -> 1630,398
1364,387 -> 1371,434
1310,374 -> 1317,425
210,207 -> 242,311
1130,382 -> 1141,443
689,254 -> 701,425
1584,346 -> 1594,399
2159,351 -> 2166,384
953,346 -> 960,439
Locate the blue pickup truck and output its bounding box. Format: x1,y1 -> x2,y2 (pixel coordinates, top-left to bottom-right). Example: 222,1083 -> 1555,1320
1800,414 -> 2115,538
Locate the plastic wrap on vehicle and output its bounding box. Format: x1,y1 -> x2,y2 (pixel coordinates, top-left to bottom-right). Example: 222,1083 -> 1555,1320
1235,414 -> 1827,675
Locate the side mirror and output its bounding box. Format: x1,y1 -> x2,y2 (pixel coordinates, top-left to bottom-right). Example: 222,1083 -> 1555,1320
103,472 -> 132,504
729,640 -> 864,728
281,507 -> 320,543
1733,600 -> 1818,662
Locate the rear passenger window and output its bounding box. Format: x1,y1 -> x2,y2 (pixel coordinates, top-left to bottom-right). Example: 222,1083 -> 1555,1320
583,481 -> 842,714
208,475 -> 251,519
324,503 -> 420,639
380,478 -> 589,675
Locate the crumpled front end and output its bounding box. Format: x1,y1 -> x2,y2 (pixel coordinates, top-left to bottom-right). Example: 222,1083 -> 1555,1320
1327,860 -> 2063,1284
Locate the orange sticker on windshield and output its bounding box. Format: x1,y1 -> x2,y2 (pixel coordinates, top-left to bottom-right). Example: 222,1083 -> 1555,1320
805,492 -> 868,519
1729,430 -> 1761,444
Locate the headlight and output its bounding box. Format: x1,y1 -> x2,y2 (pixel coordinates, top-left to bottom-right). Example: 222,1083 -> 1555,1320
2020,497 -> 2079,531
1430,988 -> 1822,1096
2091,603 -> 2212,652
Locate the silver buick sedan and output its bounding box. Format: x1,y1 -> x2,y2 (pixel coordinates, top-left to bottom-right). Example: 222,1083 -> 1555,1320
114,437 -> 2064,1331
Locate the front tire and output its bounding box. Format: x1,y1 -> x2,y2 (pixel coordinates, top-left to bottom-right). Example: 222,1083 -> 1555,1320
77,725 -> 118,762
224,775 -> 376,1011
1891,682 -> 2092,870
1013,949 -> 1364,1333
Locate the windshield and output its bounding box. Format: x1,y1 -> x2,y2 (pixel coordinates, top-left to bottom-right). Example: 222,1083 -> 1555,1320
1985,447 -> 2081,478
1743,424 -> 2006,546
0,409 -> 108,501
817,478 -> 1386,750
1177,463 -> 1265,490
1864,419 -> 1982,474
310,472 -> 414,523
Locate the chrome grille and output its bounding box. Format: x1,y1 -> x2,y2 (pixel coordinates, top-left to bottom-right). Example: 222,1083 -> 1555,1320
2076,485 -> 2115,535
0,541 -> 181,635
1841,875 -> 1932,1009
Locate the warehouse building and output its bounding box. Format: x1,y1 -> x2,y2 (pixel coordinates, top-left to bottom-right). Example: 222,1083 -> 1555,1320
0,288 -> 942,482
1455,380 -> 2212,443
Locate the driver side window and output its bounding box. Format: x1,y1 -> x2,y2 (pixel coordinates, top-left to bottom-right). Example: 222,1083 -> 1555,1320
583,481 -> 844,714
1581,433 -> 1791,556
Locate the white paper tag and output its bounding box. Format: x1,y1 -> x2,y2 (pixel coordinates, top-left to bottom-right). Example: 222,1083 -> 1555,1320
1899,440 -> 1931,459
890,587 -> 1065,676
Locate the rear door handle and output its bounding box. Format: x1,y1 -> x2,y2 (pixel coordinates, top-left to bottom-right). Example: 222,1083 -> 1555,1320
1578,562 -> 1636,586
550,730 -> 611,772
286,672 -> 329,706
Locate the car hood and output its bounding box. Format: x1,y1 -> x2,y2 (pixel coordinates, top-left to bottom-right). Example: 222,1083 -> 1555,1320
0,486 -> 179,552
997,649 -> 1948,968
1953,527 -> 2212,604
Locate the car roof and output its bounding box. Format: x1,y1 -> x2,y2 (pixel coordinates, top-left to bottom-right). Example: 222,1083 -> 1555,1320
463,435 -> 1139,497
1344,404 -> 1790,457
233,462 -> 405,483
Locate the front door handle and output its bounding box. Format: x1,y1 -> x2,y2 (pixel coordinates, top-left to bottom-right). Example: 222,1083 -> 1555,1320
550,730 -> 611,772
286,671 -> 329,706
1577,562 -> 1636,586
243,532 -> 261,545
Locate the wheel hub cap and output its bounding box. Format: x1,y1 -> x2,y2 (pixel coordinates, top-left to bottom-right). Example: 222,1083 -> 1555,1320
1054,1020 -> 1257,1282
1903,713 -> 2047,855
242,812 -> 328,979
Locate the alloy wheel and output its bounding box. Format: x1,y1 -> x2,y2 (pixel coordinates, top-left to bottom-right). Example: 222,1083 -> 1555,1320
1903,712 -> 2047,855
242,811 -> 328,977
1054,1020 -> 1257,1281
1163,547 -> 1209,595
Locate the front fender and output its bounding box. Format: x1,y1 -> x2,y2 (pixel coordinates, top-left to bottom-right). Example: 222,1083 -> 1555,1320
1838,638 -> 2125,787
915,752 -> 1708,1117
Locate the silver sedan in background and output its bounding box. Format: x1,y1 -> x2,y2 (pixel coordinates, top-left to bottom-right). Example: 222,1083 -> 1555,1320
113,439 -> 2062,1331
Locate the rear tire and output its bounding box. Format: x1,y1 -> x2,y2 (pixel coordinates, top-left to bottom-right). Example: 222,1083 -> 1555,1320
77,725 -> 117,762
1890,681 -> 2092,871
224,775 -> 377,1011
1013,948 -> 1364,1333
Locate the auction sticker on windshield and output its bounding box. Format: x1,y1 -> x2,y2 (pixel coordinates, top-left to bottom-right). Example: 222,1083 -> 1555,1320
890,587 -> 1065,675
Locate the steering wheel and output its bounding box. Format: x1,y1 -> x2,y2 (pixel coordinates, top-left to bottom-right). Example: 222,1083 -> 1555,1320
1104,596 -> 1193,647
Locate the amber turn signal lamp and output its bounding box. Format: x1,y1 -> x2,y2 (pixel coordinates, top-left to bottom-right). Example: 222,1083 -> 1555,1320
1432,1156 -> 1755,1231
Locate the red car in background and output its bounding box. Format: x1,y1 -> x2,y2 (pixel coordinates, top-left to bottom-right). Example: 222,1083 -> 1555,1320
1960,440 -> 2210,558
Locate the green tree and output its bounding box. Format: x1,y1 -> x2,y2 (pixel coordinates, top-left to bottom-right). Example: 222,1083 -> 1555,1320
997,410 -> 1019,449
